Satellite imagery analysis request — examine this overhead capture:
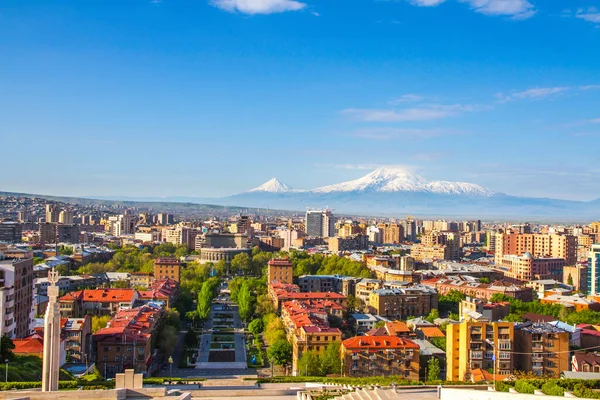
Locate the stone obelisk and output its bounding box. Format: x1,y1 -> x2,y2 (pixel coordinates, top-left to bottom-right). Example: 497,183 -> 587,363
42,268 -> 61,392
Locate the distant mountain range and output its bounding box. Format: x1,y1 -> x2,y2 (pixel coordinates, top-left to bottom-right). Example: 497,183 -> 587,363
84,167 -> 600,220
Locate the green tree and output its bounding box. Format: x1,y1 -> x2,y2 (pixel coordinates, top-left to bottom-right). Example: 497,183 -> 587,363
264,315 -> 286,344
91,315 -> 111,333
157,325 -> 178,356
374,321 -> 386,328
215,259 -> 228,277
427,357 -> 441,382
297,350 -> 323,376
438,290 -> 467,315
425,309 -> 440,323
320,342 -> 341,375
33,257 -> 44,265
237,281 -> 256,322
479,277 -> 490,284
430,337 -> 446,352
267,339 -> 292,375
248,319 -> 264,335
185,310 -> 199,327
0,336 -> 15,361
567,273 -> 574,286
231,253 -> 252,276
112,280 -> 130,288
255,293 -> 276,316
164,309 -> 181,330
197,278 -> 219,320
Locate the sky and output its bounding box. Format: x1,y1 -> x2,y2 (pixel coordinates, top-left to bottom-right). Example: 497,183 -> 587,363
1,0 -> 600,201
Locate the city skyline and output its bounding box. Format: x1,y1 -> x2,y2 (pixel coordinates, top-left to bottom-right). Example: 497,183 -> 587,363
1,0 -> 600,200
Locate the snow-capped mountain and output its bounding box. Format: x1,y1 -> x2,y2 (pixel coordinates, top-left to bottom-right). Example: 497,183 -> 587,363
248,178 -> 294,193
312,167 -> 493,196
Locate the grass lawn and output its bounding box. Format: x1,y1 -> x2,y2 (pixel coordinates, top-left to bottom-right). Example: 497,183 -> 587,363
212,334 -> 234,342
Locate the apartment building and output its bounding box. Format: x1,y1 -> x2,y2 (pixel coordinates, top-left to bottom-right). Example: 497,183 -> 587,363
446,321 -> 514,382
514,322 -> 569,378
410,244 -> 451,261
377,223 -> 403,244
63,316 -> 92,363
94,305 -> 162,378
0,258 -> 34,338
268,258 -> 294,285
298,275 -> 358,297
328,234 -> 369,252
495,232 -> 577,265
0,222 -> 22,243
563,264 -> 588,294
341,336 -> 420,379
368,286 -> 438,319
153,257 -> 181,282
269,282 -> 347,311
59,288 -> 139,318
421,276 -> 533,302
496,253 -> 565,282
280,299 -> 342,376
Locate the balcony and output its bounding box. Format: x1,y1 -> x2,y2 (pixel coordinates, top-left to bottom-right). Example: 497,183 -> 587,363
352,366 -> 359,371
470,351 -> 483,360
532,344 -> 543,352
532,355 -> 544,362
352,355 -> 360,360
369,354 -> 377,360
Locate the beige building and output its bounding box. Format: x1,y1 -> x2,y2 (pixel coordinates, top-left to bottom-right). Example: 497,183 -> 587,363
563,264 -> 588,293
377,223 -> 403,244
268,258 -> 293,284
497,254 -> 565,282
153,258 -> 180,282
495,232 -> 577,265
368,286 -> 438,319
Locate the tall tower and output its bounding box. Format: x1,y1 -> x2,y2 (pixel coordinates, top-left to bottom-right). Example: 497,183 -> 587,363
42,268 -> 61,392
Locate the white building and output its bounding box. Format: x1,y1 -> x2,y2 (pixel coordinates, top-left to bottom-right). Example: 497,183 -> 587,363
305,209 -> 335,237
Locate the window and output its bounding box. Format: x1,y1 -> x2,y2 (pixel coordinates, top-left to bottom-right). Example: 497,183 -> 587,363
115,356 -> 120,362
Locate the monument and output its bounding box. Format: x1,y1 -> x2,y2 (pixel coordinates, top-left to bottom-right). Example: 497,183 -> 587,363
42,268 -> 61,391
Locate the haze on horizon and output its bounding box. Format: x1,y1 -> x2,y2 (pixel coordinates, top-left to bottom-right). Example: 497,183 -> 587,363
1,0 -> 599,201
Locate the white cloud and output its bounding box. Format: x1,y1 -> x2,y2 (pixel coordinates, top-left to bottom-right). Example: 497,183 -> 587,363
409,0 -> 447,6
580,85 -> 600,90
576,7 -> 600,24
460,0 -> 536,19
498,86 -> 571,102
342,103 -> 483,122
388,94 -> 425,104
210,0 -> 306,14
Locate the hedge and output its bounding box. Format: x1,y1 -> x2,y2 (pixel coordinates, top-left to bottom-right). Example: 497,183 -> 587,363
541,382 -> 564,397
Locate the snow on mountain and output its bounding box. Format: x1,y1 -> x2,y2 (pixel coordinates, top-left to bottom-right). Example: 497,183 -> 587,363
248,178 -> 294,193
312,167 -> 493,196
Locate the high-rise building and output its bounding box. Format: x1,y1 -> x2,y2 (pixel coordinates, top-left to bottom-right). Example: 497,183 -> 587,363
588,244 -> 600,295
0,258 -> 34,338
157,213 -> 174,225
446,321 -> 514,382
57,225 -> 81,244
39,222 -> 57,244
377,223 -> 403,244
305,209 -> 335,237
45,205 -> 60,223
495,232 -> 577,266
58,210 -> 73,224
0,222 -> 22,243
108,211 -> 135,236
403,218 -> 417,242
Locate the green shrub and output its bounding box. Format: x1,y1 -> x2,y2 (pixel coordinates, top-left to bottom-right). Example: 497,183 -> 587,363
515,380 -> 536,394
541,382 -> 564,397
494,381 -> 511,392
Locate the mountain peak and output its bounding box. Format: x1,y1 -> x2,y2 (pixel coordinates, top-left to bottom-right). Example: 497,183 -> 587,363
313,167 -> 493,196
248,178 -> 293,193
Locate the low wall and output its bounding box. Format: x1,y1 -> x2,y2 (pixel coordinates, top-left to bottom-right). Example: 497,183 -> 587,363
189,389 -> 300,397
441,388 -> 566,400
0,389 -> 127,400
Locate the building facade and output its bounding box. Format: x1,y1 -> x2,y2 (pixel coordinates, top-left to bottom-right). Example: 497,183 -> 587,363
446,321 -> 514,382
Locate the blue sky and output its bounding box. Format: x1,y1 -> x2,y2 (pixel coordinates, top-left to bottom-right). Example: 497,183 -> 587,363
1,0 -> 600,201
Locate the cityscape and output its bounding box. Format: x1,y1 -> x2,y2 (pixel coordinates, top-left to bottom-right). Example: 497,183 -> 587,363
2,0 -> 600,400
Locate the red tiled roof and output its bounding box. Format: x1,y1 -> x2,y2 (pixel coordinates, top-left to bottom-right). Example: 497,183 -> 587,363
60,288 -> 137,303
13,334 -> 45,355
419,327 -> 445,338
342,335 -> 419,350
